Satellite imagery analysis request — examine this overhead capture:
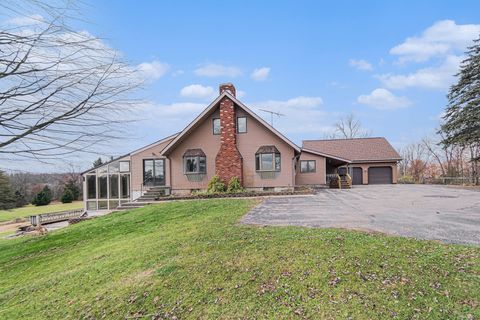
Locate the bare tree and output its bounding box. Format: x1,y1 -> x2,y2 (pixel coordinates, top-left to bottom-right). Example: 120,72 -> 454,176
0,1 -> 141,162
333,113 -> 370,139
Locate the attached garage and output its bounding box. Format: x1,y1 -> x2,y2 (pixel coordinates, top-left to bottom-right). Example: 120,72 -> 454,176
352,167 -> 363,185
368,166 -> 392,184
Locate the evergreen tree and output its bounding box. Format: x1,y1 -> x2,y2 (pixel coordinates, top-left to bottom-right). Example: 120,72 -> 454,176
0,171 -> 15,210
14,190 -> 28,208
93,157 -> 103,167
440,36 -> 480,182
64,180 -> 80,200
31,185 -> 53,206
60,188 -> 74,203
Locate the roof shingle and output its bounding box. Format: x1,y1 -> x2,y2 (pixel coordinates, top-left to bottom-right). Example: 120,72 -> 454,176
302,137 -> 401,162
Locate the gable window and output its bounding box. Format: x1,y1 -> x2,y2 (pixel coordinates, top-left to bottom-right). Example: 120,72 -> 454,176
213,118 -> 221,135
184,149 -> 206,174
237,117 -> 247,133
300,160 -> 316,173
255,146 -> 281,171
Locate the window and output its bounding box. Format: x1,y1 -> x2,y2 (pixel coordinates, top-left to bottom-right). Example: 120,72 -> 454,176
108,162 -> 119,173
109,174 -> 119,198
184,156 -> 206,174
213,118 -> 221,135
119,161 -> 130,172
237,117 -> 247,133
120,174 -> 130,199
255,147 -> 281,172
143,159 -> 165,186
300,160 -> 316,173
86,175 -> 96,199
98,175 -> 108,199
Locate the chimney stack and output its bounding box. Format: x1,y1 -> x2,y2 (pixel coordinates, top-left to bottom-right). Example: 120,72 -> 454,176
219,83 -> 236,97
215,83 -> 243,185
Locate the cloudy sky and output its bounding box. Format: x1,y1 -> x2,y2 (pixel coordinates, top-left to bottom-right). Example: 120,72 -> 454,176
2,0 -> 480,172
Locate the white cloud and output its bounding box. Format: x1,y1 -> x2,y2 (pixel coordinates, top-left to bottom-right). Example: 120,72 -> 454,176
377,55 -> 462,90
194,63 -> 242,77
6,14 -> 44,26
357,88 -> 412,110
236,90 -> 246,99
349,59 -> 373,71
251,67 -> 271,81
250,96 -> 328,134
172,70 -> 185,77
136,60 -> 169,82
180,84 -> 215,99
390,20 -> 480,63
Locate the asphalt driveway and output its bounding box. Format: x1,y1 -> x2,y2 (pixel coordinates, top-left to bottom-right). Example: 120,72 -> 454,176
242,184 -> 480,245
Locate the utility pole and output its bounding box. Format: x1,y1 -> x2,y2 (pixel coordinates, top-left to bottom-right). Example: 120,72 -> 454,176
259,109 -> 285,126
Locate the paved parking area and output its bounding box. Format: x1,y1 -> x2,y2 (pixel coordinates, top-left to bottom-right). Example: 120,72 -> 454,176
242,185 -> 480,245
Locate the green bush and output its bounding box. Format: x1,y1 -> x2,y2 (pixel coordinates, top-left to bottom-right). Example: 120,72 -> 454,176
227,176 -> 244,193
60,189 -> 74,203
14,191 -> 28,208
207,175 -> 225,193
64,180 -> 80,200
31,186 -> 52,206
398,175 -> 415,184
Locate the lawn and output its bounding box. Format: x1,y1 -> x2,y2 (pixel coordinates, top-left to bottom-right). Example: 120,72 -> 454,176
0,201 -> 83,223
0,199 -> 478,319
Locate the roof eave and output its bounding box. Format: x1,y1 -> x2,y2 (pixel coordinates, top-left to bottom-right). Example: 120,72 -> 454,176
162,91 -> 301,156
301,148 -> 352,163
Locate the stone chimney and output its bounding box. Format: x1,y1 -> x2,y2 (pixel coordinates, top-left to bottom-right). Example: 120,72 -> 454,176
219,83 -> 236,97
215,83 -> 243,185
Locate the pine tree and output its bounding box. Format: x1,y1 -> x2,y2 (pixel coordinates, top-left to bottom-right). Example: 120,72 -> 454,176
61,188 -> 74,203
0,171 -> 15,210
440,36 -> 480,183
93,157 -> 103,167
32,186 -> 53,206
64,180 -> 80,200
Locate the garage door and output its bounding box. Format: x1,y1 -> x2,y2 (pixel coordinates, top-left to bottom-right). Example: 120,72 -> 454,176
368,167 -> 392,184
352,167 -> 363,185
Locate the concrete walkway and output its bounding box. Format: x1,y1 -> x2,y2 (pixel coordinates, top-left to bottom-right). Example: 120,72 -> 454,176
242,184 -> 480,245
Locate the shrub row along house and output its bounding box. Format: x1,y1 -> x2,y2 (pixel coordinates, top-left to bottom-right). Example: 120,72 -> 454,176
82,84 -> 401,211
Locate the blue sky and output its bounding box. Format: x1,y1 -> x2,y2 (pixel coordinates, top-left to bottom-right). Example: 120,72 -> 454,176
4,1 -> 480,171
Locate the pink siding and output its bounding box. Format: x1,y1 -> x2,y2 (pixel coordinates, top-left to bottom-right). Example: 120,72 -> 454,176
295,152 -> 326,185
130,138 -> 174,195
236,109 -> 295,189
169,109 -> 221,192
167,107 -> 296,193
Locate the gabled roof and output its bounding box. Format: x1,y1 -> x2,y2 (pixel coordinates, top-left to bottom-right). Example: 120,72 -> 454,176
161,91 -> 301,155
130,133 -> 179,156
302,137 -> 402,163
81,134 -> 178,175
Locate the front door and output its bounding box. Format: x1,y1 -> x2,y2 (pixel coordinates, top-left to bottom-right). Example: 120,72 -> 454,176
352,167 -> 363,185
143,159 -> 165,186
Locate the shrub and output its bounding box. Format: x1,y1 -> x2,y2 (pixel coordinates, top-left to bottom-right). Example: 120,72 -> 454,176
227,176 -> 244,193
61,188 -> 74,203
64,180 -> 80,200
398,175 -> 415,184
14,191 -> 28,208
207,175 -> 225,193
32,186 -> 52,206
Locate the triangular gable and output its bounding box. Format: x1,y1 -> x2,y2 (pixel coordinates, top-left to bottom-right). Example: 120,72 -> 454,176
161,91 -> 301,155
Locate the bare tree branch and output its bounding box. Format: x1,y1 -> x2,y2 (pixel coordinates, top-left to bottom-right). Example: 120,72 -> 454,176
0,1 -> 142,162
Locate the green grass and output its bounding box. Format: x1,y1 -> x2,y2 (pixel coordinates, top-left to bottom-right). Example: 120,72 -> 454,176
0,201 -> 83,223
0,199 -> 478,319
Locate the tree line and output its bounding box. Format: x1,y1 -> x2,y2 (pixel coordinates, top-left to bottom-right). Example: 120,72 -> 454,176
0,170 -> 82,210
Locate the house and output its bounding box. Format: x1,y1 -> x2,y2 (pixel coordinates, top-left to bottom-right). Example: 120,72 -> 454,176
82,83 -> 401,211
